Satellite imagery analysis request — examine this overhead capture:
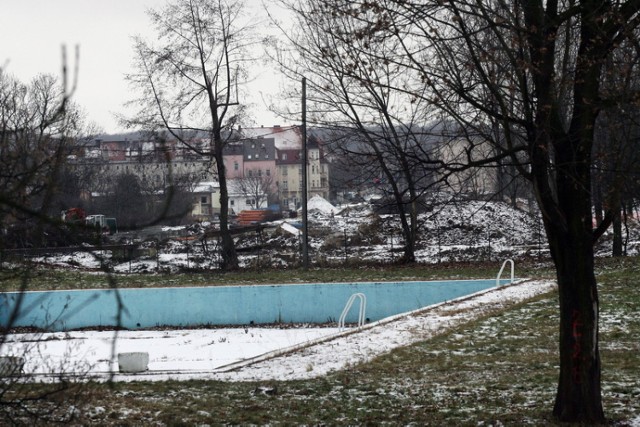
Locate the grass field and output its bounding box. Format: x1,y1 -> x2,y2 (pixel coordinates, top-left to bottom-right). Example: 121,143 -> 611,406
0,258 -> 556,291
1,257 -> 639,425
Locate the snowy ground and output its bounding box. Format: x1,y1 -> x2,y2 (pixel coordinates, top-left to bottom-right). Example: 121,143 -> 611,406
3,198 -> 638,424
2,279 -> 556,383
24,196 -> 639,273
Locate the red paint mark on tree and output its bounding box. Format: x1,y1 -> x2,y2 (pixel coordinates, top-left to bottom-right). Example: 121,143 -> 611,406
571,309 -> 583,384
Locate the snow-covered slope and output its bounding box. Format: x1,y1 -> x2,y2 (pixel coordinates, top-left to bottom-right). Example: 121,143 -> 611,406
25,198 -> 640,272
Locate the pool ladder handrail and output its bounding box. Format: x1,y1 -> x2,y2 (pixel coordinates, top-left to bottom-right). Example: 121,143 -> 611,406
338,293 -> 367,331
496,259 -> 515,286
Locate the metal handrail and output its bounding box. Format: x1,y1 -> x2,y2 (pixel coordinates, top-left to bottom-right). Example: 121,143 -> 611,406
338,293 -> 367,331
496,259 -> 515,286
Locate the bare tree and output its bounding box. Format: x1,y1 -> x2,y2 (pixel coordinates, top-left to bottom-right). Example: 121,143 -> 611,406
274,0 -> 441,263
0,64 -> 98,423
593,110 -> 640,256
592,46 -> 640,256
235,174 -> 274,209
324,0 -> 640,422
0,66 -> 90,249
126,0 -> 259,270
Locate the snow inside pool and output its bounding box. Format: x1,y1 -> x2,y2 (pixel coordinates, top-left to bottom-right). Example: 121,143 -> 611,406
3,326 -> 340,381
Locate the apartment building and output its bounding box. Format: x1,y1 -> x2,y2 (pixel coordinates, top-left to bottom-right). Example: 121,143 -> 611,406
81,126 -> 331,218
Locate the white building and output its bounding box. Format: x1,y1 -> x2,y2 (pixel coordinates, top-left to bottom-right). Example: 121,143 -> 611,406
190,179 -> 269,220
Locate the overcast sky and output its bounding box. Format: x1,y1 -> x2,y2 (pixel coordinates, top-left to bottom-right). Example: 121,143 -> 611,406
0,0 -> 284,134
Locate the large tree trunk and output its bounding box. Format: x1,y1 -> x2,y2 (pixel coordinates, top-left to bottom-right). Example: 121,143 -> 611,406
540,134 -> 605,422
547,221 -> 604,422
393,197 -> 416,264
213,138 -> 239,271
217,172 -> 239,270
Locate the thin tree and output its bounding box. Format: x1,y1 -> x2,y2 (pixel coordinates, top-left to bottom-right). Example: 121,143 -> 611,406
127,0 -> 258,269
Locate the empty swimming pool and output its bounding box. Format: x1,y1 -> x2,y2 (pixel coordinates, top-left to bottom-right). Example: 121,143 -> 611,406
0,279 -> 512,331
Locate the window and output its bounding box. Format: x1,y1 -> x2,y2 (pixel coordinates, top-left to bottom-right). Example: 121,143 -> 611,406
282,153 -> 288,160
258,169 -> 262,177
248,170 -> 253,177
282,167 -> 288,176
247,199 -> 254,205
266,169 -> 270,176
248,154 -> 252,159
234,162 -> 239,170
283,181 -> 288,189
230,200 -> 235,206
201,196 -> 208,204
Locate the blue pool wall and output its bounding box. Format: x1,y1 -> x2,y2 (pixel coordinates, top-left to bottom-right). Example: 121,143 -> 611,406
0,279 -> 511,331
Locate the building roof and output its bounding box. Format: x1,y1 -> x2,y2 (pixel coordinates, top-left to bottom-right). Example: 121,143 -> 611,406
193,181 -> 219,193
243,137 -> 276,161
276,148 -> 301,165
241,126 -> 302,150
223,143 -> 244,156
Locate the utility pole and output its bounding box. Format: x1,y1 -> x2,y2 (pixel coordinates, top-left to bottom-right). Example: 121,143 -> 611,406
301,77 -> 309,269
